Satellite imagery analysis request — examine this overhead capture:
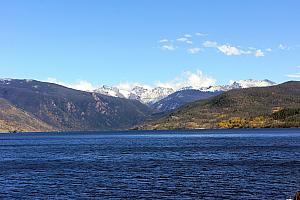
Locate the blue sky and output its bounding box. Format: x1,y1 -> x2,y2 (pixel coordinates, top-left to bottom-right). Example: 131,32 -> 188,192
1,0 -> 300,89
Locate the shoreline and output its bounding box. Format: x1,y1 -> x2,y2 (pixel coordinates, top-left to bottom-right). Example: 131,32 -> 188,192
1,127 -> 299,134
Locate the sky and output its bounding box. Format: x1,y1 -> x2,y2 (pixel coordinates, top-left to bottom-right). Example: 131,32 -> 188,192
1,0 -> 300,90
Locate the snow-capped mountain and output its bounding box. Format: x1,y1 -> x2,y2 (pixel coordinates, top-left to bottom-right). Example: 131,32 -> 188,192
94,85 -> 174,105
230,79 -> 276,88
200,79 -> 276,92
138,87 -> 174,104
94,85 -> 125,98
94,79 -> 276,105
148,79 -> 277,112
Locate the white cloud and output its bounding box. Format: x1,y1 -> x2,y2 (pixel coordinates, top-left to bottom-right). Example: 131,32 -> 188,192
158,39 -> 168,43
203,41 -> 256,56
297,66 -> 300,68
47,78 -> 95,91
177,37 -> 192,44
155,70 -> 216,90
70,80 -> 96,91
161,44 -> 175,51
195,32 -> 207,36
255,49 -> 265,57
188,47 -> 201,54
286,73 -> 300,78
217,45 -> 244,56
116,70 -> 216,91
203,40 -> 218,48
47,70 -> 217,94
117,82 -> 151,91
177,37 -> 188,42
159,37 -> 274,57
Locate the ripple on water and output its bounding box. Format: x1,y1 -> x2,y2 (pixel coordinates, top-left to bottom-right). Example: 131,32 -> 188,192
0,129 -> 299,199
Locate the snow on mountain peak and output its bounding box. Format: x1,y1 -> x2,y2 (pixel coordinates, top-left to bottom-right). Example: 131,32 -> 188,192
94,79 -> 276,104
200,79 -> 276,92
94,85 -> 125,98
94,85 -> 174,104
229,79 -> 276,88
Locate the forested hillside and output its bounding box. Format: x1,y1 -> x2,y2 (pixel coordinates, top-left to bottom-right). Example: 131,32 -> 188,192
139,81 -> 300,130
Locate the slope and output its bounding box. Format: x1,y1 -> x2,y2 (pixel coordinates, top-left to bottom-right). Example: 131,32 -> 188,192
0,98 -> 55,132
0,79 -> 152,131
151,90 -> 222,112
139,81 -> 300,130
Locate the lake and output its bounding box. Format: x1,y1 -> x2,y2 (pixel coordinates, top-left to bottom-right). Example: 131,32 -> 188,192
0,129 -> 299,199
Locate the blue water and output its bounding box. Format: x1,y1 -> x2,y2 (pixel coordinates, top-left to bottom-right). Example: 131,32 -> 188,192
0,129 -> 299,199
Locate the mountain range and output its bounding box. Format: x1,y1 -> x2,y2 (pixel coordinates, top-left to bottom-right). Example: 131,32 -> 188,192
138,81 -> 300,130
0,79 -> 152,132
94,79 -> 275,105
94,85 -> 175,105
0,78 -> 298,133
150,90 -> 223,112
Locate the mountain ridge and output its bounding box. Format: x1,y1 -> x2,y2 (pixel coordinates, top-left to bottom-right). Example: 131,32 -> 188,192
138,81 -> 300,130
0,79 -> 152,132
150,90 -> 223,112
93,79 -> 275,104
0,78 -> 295,133
0,98 -> 55,132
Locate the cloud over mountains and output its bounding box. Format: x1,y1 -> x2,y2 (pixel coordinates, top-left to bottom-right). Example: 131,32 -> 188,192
47,70 -> 216,92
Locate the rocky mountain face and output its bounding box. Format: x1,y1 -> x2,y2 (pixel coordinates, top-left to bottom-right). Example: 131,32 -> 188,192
0,79 -> 152,132
0,98 -> 54,132
0,78 -> 280,132
139,81 -> 300,130
95,85 -> 174,105
94,79 -> 276,105
197,79 -> 276,92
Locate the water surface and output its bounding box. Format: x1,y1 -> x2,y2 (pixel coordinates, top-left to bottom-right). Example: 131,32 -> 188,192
0,129 -> 299,199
